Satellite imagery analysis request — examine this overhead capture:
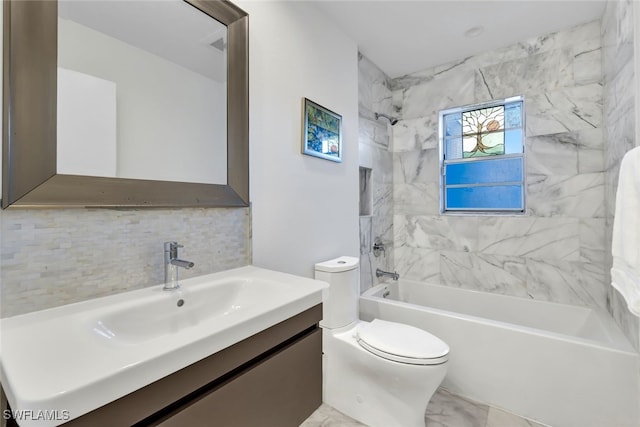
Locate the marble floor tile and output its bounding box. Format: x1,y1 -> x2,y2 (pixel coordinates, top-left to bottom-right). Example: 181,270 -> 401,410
299,403 -> 366,427
300,388 -> 552,427
485,407 -> 547,427
425,389 -> 489,427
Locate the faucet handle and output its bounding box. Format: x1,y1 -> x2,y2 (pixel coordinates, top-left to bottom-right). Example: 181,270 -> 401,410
373,237 -> 386,257
164,242 -> 184,260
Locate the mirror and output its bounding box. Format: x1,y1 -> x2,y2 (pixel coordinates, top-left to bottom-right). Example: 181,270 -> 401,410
2,0 -> 248,208
58,0 -> 228,184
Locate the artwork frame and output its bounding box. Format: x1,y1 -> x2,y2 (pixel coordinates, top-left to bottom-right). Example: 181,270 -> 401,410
302,98 -> 343,163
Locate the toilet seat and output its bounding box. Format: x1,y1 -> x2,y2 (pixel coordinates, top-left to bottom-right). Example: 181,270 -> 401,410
356,319 -> 449,365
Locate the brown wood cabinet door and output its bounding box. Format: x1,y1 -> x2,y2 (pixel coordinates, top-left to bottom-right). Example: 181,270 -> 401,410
155,329 -> 322,427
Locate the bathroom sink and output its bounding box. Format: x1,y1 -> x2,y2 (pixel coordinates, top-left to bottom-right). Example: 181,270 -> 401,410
0,266 -> 327,427
93,277 -> 276,343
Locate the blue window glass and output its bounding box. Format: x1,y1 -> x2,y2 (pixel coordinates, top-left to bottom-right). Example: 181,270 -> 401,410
440,97 -> 525,213
445,137 -> 463,160
505,102 -> 522,129
444,113 -> 462,137
446,185 -> 523,210
505,129 -> 523,154
445,158 -> 522,186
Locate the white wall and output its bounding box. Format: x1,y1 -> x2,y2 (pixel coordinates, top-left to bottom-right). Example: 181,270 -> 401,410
239,0 -> 360,278
58,18 -> 227,185
57,67 -> 117,177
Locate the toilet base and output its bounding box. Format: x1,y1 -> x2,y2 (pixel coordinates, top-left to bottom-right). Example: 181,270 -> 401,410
322,323 -> 447,427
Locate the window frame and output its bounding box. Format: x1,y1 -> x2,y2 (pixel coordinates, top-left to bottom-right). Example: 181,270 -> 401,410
438,96 -> 526,215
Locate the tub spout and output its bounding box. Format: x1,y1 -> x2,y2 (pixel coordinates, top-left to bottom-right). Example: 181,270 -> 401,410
376,268 -> 399,281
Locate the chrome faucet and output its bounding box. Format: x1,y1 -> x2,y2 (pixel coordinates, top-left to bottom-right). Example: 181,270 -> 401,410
376,268 -> 399,281
163,242 -> 194,290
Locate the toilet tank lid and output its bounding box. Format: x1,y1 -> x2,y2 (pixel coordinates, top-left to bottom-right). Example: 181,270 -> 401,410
314,256 -> 359,273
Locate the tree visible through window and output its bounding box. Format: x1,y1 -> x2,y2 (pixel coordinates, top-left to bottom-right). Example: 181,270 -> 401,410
439,97 -> 525,212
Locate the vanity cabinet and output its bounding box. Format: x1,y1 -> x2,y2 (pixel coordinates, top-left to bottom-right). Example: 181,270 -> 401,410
53,305 -> 321,427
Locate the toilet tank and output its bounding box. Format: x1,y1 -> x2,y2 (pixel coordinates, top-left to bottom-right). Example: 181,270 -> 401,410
314,256 -> 360,329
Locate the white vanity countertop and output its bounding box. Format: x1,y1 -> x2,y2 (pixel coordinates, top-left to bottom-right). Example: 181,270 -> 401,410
0,266 -> 328,426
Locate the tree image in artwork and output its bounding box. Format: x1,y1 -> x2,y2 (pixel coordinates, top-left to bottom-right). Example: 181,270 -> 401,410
462,106 -> 505,158
306,103 -> 340,157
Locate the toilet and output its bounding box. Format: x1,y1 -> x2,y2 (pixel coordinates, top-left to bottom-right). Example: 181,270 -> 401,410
316,256 -> 449,427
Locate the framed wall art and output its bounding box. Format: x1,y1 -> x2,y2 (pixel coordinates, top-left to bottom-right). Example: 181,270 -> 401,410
302,98 -> 342,162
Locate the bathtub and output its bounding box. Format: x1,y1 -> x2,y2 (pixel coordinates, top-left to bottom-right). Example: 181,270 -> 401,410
360,280 -> 640,427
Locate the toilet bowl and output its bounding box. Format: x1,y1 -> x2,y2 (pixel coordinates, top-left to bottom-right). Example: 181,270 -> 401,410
315,256 -> 449,427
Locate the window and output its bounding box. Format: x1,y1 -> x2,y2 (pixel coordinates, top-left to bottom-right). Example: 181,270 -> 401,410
439,96 -> 525,213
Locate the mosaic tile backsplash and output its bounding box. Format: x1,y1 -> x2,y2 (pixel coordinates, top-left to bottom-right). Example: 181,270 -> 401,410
1,207 -> 250,317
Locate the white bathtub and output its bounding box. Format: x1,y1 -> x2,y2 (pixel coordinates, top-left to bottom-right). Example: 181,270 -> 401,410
360,280 -> 640,427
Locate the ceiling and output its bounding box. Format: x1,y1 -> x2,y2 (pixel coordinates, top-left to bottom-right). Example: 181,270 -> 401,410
313,0 -> 607,78
59,0 -> 227,82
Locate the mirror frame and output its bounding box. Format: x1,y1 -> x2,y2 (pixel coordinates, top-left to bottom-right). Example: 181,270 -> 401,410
2,0 -> 249,208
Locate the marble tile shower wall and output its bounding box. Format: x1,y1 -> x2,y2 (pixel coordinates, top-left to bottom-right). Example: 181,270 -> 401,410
391,21 -> 609,310
602,0 -> 639,350
1,208 -> 250,317
358,53 -> 395,292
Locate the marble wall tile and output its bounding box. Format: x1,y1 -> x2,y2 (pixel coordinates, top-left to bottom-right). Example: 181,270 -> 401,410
360,251 -> 374,293
392,20 -> 601,93
397,215 -> 478,253
359,167 -> 372,216
573,38 -> 603,86
524,259 -> 604,308
601,0 -> 639,349
440,252 -> 530,297
579,218 -> 606,265
605,103 -> 636,173
373,182 -> 393,215
601,0 -> 634,82
526,172 -> 605,218
474,49 -> 574,101
392,116 -> 438,152
578,146 -> 605,175
359,216 -> 372,255
359,142 -> 394,184
359,116 -> 390,149
393,149 -> 439,185
610,286 -> 640,350
437,252 -> 604,308
358,53 -> 394,118
394,183 -> 441,216
373,199 -> 394,245
525,83 -> 603,137
390,19 -> 609,314
359,53 -> 395,292
477,217 -> 580,261
393,246 -> 440,283
401,70 -> 476,120
526,133 -> 579,176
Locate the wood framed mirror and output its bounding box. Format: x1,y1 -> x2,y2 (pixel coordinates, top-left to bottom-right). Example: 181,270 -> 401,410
2,0 -> 248,208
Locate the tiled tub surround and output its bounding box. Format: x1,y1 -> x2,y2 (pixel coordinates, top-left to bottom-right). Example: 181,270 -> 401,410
602,0 -> 640,350
391,20 -> 609,312
1,207 -> 250,317
358,53 -> 395,292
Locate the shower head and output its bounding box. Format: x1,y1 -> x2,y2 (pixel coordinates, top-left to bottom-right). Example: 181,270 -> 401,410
375,112 -> 398,126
